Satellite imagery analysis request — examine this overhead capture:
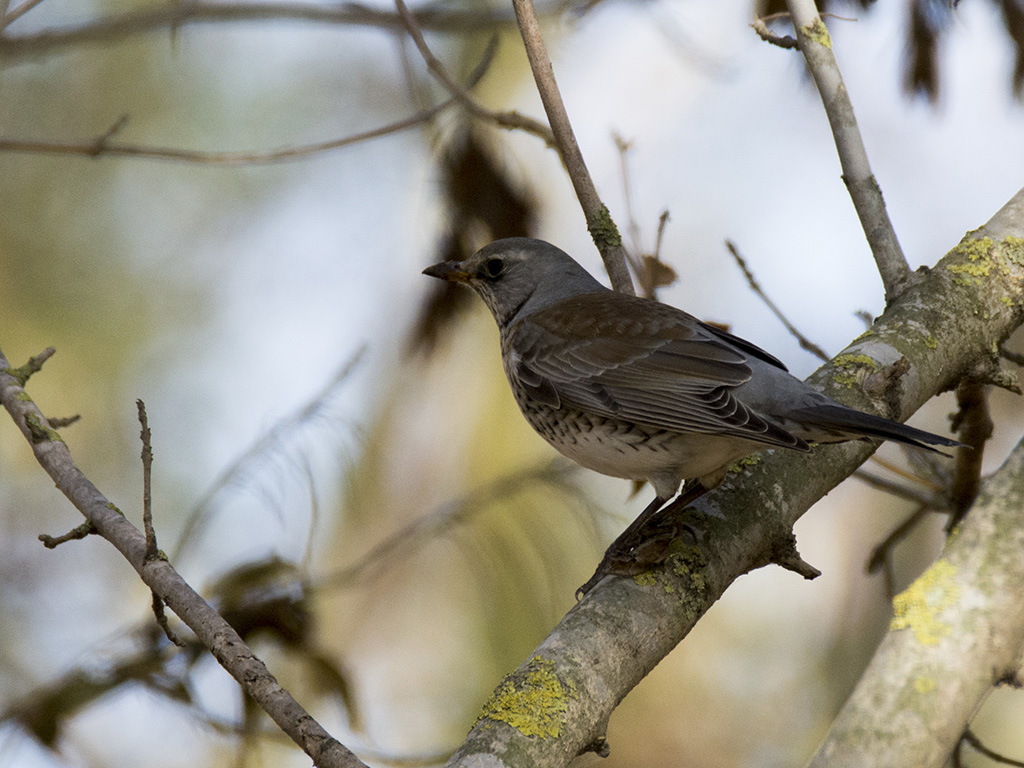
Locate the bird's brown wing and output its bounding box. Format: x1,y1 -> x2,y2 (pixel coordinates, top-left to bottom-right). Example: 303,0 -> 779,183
509,292 -> 806,449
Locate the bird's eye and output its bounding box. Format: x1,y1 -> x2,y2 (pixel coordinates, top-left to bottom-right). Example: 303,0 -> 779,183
482,257 -> 505,279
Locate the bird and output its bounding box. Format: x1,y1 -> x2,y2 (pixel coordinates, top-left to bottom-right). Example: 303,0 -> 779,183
423,237 -> 961,593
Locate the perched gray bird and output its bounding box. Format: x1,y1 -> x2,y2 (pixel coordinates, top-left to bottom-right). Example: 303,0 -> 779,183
424,237 -> 960,590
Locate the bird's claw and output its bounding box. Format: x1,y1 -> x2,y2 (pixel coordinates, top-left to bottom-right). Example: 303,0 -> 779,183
576,518 -> 699,598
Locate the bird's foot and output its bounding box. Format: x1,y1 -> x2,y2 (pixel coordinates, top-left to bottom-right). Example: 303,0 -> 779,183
576,516 -> 698,598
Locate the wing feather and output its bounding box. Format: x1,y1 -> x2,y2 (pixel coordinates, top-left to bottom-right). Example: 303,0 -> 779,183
507,292 -> 805,450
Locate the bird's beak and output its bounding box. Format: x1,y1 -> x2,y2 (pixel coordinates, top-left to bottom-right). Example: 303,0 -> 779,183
422,260 -> 472,284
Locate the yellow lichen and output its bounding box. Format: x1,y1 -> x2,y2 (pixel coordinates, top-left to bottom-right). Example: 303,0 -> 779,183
914,677 -> 937,694
24,413 -> 65,444
831,354 -> 878,388
668,545 -> 708,617
1005,235 -> 1024,266
478,657 -> 574,738
727,454 -> 762,475
924,336 -> 938,349
633,571 -> 658,587
802,18 -> 832,48
890,559 -> 960,645
948,234 -> 1024,283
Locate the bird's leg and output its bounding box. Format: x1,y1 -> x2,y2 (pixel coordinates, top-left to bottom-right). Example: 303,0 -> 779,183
576,480 -> 711,598
612,494 -> 669,545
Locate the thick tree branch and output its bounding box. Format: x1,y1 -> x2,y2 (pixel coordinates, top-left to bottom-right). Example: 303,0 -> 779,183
0,352 -> 368,768
806,434 -> 1024,768
783,0 -> 912,301
510,0 -> 635,295
446,189 -> 1024,767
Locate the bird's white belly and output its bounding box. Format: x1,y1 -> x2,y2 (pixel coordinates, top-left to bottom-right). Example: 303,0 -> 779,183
522,402 -> 755,494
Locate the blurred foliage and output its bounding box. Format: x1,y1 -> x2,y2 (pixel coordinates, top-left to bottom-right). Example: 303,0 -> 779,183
1,557 -> 358,749
755,0 -> 1024,100
409,128 -> 537,355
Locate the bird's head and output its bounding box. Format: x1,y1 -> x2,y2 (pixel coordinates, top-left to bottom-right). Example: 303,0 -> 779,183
422,237 -> 606,327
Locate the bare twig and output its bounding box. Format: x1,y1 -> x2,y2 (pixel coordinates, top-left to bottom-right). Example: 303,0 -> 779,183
962,728 -> 1024,767
137,399 -> 156,557
137,399 -> 183,646
614,134 -> 643,259
510,0 -> 635,295
2,346 -> 56,386
751,16 -> 798,49
864,453 -> 947,492
0,48 -> 496,166
39,520 -> 96,548
781,0 -> 912,302
393,0 -> 554,146
613,134 -> 675,298
46,414 -> 81,428
0,346 -> 368,768
0,2 -> 515,61
854,468 -> 948,509
771,531 -> 822,579
1001,343 -> 1024,367
865,503 -> 932,598
316,459 -> 579,591
1,0 -> 46,27
0,107 -> 437,165
725,240 -> 831,361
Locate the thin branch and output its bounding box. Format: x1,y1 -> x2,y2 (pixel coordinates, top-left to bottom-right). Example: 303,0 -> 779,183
0,346 -> 368,768
510,0 -> 635,295
315,459 -> 579,591
39,520 -> 96,548
614,134 -> 643,260
137,399 -> 183,647
781,0 -> 912,302
2,345 -> 55,386
393,0 -> 554,146
0,2 -> 517,62
947,376 -> 993,531
725,240 -> 831,361
613,134 -> 675,298
751,16 -> 798,49
962,728 -> 1024,767
1,0 -> 46,28
1001,343 -> 1024,367
865,503 -> 932,598
0,108 -> 436,166
137,399 -> 156,557
0,47 -> 497,166
854,469 -> 948,509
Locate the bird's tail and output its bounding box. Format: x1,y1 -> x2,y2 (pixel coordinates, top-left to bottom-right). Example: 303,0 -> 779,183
789,404 -> 965,456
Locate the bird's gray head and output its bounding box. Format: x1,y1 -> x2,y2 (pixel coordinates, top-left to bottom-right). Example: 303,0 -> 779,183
422,237 -> 607,327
